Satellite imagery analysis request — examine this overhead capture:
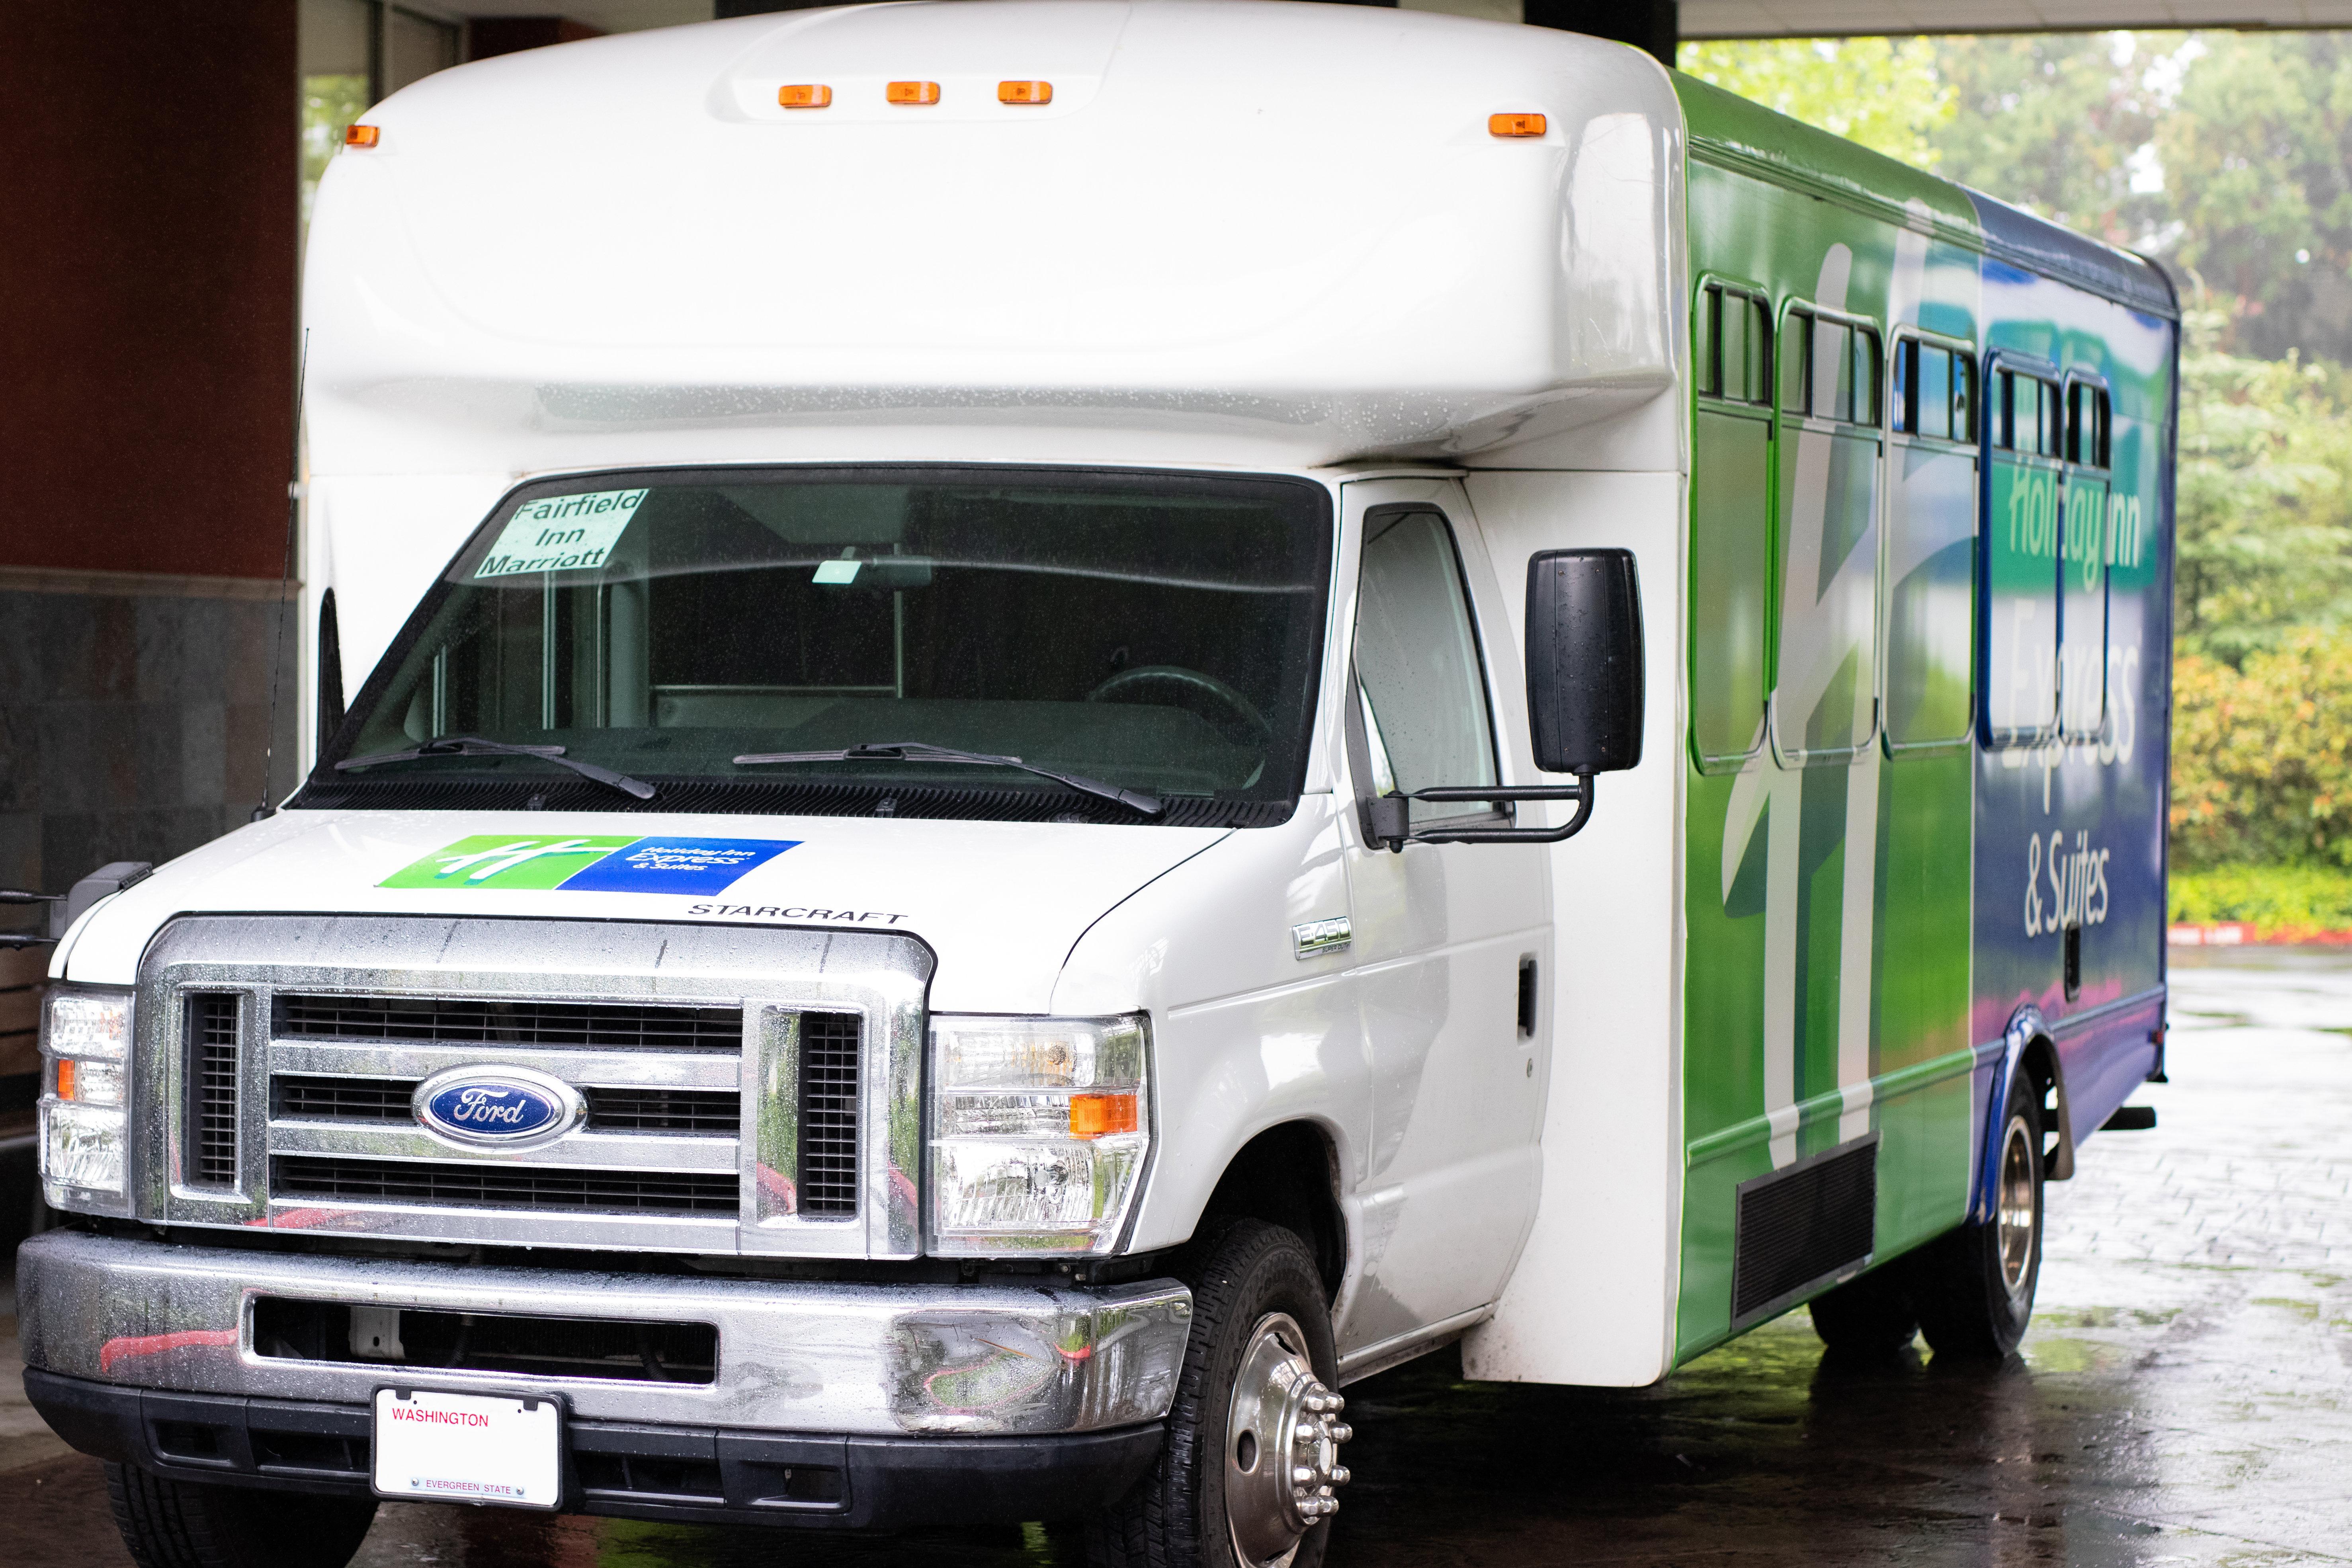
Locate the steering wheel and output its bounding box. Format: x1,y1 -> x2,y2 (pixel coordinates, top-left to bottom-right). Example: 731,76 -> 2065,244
1086,665 -> 1273,748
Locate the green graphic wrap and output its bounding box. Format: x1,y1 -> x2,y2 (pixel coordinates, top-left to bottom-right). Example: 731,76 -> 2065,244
1674,77 -> 1985,1360
379,835 -> 641,890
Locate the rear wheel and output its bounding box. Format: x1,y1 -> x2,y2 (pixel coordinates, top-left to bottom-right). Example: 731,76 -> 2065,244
1808,1262 -> 1918,1356
105,1465 -> 378,1568
1089,1218 -> 1351,1568
1914,1073 -> 2045,1359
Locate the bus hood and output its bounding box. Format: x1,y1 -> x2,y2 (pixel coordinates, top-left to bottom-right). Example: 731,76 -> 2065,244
57,810 -> 1235,1013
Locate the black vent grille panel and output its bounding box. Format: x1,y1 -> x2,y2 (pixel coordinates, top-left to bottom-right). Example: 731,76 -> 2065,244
1731,1139 -> 1878,1321
272,1156 -> 737,1215
797,1013 -> 861,1217
274,996 -> 740,1053
252,1297 -> 718,1385
187,994 -> 242,1188
274,1076 -> 411,1122
585,1087 -> 740,1135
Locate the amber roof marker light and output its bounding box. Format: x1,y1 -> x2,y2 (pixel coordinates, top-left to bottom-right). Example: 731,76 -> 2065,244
344,124 -> 380,148
999,80 -> 1053,105
1489,112 -> 1547,138
886,80 -> 941,105
778,84 -> 833,109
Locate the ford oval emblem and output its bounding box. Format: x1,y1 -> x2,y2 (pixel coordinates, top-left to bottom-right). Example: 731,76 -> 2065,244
412,1066 -> 581,1147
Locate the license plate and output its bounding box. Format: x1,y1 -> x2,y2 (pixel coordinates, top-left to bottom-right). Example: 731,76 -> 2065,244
372,1388 -> 561,1508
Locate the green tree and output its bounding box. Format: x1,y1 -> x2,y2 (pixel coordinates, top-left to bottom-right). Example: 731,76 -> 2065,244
1677,37 -> 1954,169
2156,34 -> 2352,363
2174,307 -> 2352,660
1925,33 -> 2172,249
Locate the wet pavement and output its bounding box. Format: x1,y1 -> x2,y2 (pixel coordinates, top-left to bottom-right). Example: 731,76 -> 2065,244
6,951 -> 2348,1565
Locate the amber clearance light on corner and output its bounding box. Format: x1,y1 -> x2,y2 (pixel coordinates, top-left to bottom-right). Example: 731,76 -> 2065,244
1489,112 -> 1546,138
778,84 -> 833,109
344,124 -> 380,148
998,80 -> 1053,104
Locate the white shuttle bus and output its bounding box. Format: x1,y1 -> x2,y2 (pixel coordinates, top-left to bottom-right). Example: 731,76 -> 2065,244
19,4 -> 2178,1566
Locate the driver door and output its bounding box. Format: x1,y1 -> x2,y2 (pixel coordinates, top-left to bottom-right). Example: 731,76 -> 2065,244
1334,479 -> 1551,1360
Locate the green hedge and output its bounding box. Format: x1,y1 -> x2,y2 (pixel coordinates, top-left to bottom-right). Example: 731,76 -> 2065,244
2168,863 -> 2352,931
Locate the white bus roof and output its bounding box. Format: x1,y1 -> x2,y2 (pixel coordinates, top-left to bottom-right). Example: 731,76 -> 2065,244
303,0 -> 1684,478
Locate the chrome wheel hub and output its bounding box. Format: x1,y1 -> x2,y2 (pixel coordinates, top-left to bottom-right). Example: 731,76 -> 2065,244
1996,1111 -> 2038,1304
1224,1312 -> 1352,1567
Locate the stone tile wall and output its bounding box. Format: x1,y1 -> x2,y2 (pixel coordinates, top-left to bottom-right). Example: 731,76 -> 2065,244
0,578 -> 298,1077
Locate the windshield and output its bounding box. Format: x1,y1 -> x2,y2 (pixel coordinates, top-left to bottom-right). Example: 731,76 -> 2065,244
301,467 -> 1332,825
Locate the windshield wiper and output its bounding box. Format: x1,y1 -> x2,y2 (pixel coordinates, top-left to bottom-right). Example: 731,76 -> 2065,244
732,741 -> 1163,817
333,734 -> 657,801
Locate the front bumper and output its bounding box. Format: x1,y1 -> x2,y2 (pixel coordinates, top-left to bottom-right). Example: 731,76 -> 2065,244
24,1369 -> 1163,1529
19,1229 -> 1190,1520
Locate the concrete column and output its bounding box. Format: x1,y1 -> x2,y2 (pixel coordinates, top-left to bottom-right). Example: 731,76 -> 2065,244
0,2 -> 301,931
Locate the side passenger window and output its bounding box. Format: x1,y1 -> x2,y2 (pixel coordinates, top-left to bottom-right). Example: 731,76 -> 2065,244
1354,510 -> 1498,822
1698,283 -> 1772,405
1985,363 -> 2065,744
1692,283 -> 1774,769
1885,335 -> 1980,750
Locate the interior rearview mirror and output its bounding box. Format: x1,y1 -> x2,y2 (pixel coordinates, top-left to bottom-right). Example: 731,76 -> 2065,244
1525,548 -> 1644,776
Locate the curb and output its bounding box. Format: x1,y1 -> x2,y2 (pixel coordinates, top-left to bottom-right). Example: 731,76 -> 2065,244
2168,923 -> 2352,947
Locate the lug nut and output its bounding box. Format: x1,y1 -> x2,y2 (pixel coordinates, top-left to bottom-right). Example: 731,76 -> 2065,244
1328,1422 -> 1353,1443
1293,1465 -> 1316,1485
1330,1465 -> 1350,1486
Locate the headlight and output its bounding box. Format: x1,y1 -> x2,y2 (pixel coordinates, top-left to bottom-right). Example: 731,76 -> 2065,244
39,985 -> 134,1211
928,1013 -> 1151,1256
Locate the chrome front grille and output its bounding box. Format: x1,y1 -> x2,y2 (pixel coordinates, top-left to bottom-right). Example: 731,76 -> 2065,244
260,987 -> 746,1243
138,916 -> 931,1259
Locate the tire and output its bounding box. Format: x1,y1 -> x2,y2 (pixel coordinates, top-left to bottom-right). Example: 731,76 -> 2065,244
1089,1218 -> 1350,1568
1913,1072 -> 2045,1360
1808,1261 -> 1919,1356
105,1465 -> 379,1568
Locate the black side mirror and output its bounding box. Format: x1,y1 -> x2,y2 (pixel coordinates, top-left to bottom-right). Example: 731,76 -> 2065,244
1525,548 -> 1644,775
317,588 -> 346,760
1356,548 -> 1645,851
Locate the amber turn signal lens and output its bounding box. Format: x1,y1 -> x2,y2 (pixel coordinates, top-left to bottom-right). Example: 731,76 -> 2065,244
54,1060 -> 76,1101
886,80 -> 941,105
1489,112 -> 1547,138
778,84 -> 832,109
1069,1092 -> 1139,1139
998,80 -> 1052,104
344,124 -> 380,148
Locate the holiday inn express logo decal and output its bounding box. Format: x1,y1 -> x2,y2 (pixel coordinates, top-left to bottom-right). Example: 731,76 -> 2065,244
380,835 -> 799,894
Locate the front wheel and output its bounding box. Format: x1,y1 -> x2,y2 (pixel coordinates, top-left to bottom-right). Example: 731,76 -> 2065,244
1913,1073 -> 2045,1359
1090,1219 -> 1352,1568
105,1465 -> 378,1568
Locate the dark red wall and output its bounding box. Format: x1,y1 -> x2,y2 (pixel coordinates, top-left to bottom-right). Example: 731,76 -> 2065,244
0,1 -> 296,580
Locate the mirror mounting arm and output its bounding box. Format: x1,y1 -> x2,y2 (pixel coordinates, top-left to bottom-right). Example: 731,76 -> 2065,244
1365,774 -> 1595,851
